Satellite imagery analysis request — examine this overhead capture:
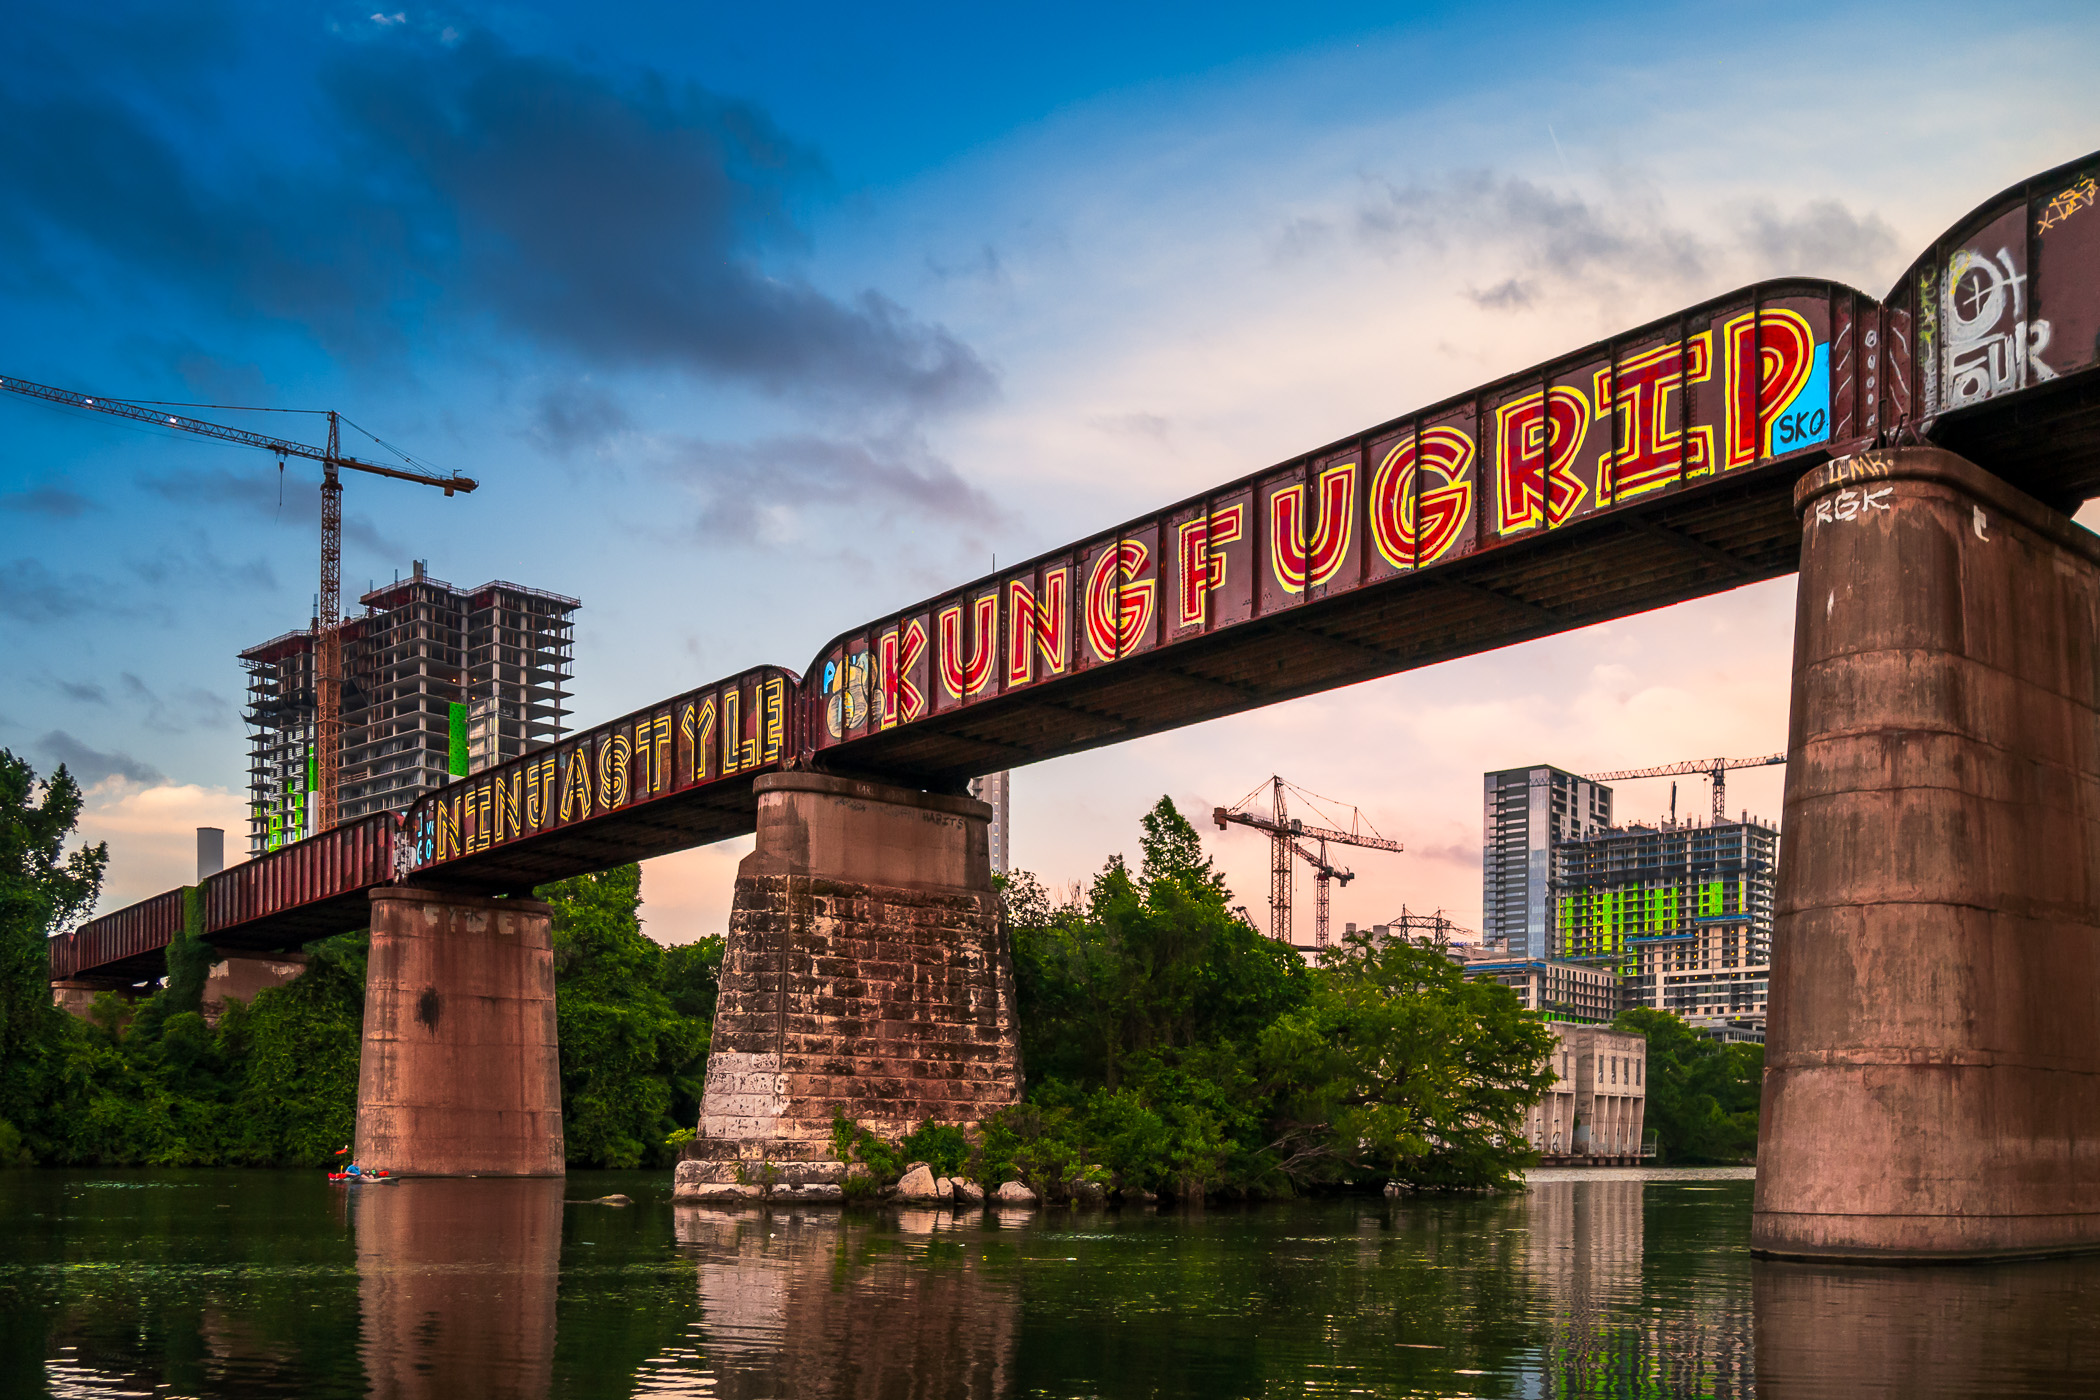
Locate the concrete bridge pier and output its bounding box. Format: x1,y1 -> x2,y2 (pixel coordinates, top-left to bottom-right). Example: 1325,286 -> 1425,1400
354,887 -> 564,1176
675,773 -> 1022,1202
1753,446 -> 2100,1261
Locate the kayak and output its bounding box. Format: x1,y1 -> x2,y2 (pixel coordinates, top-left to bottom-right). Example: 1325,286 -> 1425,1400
327,1169 -> 392,1182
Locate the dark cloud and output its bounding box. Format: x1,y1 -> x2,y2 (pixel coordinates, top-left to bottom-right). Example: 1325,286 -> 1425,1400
119,671 -> 231,734
1088,412 -> 1174,444
35,729 -> 162,785
1467,277 -> 1536,311
532,380 -> 633,457
55,678 -> 109,704
117,333 -> 276,404
0,484 -> 95,517
1351,171 -> 1709,287
139,466 -> 400,560
0,559 -> 91,623
669,429 -> 998,540
1741,199 -> 1903,291
1,25 -> 993,411
122,535 -> 277,595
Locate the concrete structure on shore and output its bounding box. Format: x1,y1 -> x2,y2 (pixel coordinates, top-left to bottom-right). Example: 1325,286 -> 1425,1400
673,774 -> 1022,1202
1468,957 -> 1622,1025
1524,1024 -> 1649,1164
1753,449 -> 2100,1262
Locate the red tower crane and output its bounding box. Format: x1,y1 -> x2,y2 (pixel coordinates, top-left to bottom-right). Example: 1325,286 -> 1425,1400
0,374 -> 477,835
1213,776 -> 1403,949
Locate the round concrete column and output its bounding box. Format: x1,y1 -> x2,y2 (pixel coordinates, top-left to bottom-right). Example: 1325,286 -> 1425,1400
355,888 -> 563,1176
1752,447 -> 2100,1261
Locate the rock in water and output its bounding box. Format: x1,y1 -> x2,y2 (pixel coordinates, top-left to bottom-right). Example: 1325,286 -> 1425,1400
896,1163 -> 942,1202
994,1180 -> 1038,1206
952,1178 -> 986,1205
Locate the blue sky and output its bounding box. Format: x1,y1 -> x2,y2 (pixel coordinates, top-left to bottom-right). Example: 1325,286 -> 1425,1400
6,1 -> 2099,934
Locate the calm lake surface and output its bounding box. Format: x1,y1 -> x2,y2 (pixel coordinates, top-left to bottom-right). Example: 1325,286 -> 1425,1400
3,1166 -> 2097,1398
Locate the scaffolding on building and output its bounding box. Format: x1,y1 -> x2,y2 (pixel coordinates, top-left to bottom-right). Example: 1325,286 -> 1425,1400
241,562 -> 578,856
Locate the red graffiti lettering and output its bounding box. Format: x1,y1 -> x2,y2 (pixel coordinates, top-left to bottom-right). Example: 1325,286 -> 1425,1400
1269,465 -> 1353,592
1371,426 -> 1474,568
1085,541 -> 1154,661
1007,568 -> 1070,684
1176,504 -> 1245,625
1723,309 -> 1815,469
880,619 -> 928,727
1495,385 -> 1591,533
939,595 -> 998,698
1590,334 -> 1714,501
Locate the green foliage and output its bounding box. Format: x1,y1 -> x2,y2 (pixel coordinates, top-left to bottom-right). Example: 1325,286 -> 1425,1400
1612,1007 -> 1762,1163
1261,935 -> 1555,1190
831,1109 -> 907,1199
540,865 -> 712,1169
0,750 -> 719,1170
999,795 -> 1557,1199
0,750 -> 108,1153
900,1119 -> 972,1177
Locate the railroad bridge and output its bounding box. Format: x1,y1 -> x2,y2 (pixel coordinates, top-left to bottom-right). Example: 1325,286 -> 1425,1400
52,152 -> 2100,1260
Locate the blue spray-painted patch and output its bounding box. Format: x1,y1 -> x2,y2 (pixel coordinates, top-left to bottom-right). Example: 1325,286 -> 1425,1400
1768,343 -> 1830,455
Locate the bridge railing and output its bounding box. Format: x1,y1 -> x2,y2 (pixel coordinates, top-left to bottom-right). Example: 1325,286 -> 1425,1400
203,811 -> 399,942
51,887 -> 186,982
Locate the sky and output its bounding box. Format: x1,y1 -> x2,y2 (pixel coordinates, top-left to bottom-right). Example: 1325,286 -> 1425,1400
5,1 -> 2099,942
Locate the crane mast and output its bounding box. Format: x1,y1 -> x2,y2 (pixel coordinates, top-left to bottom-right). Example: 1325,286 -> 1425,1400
0,375 -> 477,836
1214,775 -> 1403,949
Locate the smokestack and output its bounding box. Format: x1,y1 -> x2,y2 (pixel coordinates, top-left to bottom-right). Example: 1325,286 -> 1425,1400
196,827 -> 224,882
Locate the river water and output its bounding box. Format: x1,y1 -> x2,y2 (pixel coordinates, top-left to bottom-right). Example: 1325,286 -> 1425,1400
2,1165 -> 2097,1398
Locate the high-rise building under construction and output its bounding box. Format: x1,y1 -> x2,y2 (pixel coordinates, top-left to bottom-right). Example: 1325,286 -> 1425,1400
241,562 -> 578,855
1482,765 -> 1613,958
1555,816 -> 1779,1024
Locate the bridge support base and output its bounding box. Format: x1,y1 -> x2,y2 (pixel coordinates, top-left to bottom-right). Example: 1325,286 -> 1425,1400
355,888 -> 564,1177
675,773 -> 1021,1202
1753,447 -> 2100,1261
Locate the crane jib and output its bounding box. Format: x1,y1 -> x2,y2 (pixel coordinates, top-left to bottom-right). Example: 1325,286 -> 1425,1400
0,375 -> 476,493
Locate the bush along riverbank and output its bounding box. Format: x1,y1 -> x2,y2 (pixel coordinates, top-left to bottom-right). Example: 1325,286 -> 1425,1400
0,750 -> 717,1169
820,798 -> 1559,1205
3,749 -> 1747,1186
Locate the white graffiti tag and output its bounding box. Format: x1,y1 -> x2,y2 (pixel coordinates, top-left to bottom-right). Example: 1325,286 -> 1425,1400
1814,486 -> 1894,525
1942,247 -> 2057,408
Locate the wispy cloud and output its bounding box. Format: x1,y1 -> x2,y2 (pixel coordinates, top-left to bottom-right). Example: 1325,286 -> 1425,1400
662,427 -> 1000,544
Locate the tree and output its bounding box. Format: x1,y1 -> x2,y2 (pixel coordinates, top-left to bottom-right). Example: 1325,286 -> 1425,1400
1008,797 -> 1307,1092
539,865 -> 710,1168
0,751 -> 107,1157
1260,933 -> 1556,1190
1612,1007 -> 1761,1163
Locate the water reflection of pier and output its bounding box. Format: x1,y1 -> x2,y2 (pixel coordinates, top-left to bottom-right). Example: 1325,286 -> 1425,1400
668,1205 -> 1018,1398
353,1178 -> 563,1400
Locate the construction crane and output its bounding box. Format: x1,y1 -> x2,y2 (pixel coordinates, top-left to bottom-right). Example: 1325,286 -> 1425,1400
1213,776 -> 1403,949
0,374 -> 477,836
1585,752 -> 1786,821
